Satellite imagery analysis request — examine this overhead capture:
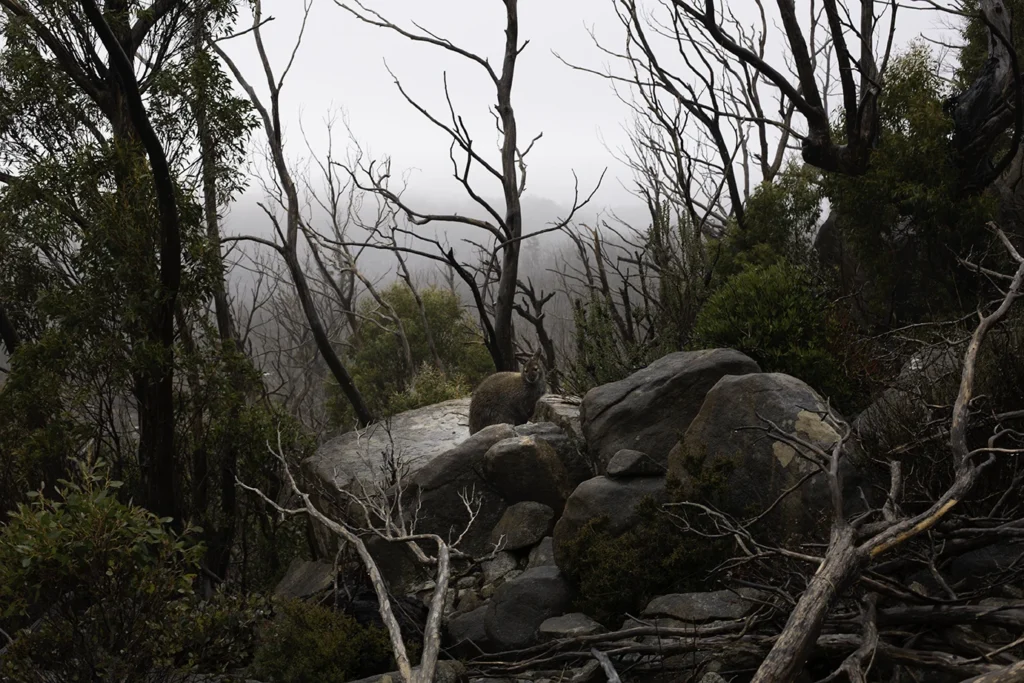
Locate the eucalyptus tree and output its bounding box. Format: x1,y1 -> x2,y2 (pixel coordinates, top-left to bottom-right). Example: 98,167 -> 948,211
0,0 -> 256,545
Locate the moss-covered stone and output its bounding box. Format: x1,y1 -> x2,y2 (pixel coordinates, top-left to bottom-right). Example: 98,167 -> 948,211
556,497 -> 730,625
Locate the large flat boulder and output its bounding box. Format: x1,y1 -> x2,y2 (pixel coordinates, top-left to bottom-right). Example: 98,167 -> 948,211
306,397 -> 471,494
667,373 -> 867,542
581,349 -> 760,473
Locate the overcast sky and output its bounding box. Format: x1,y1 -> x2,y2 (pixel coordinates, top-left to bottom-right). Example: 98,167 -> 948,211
217,0 -> 962,233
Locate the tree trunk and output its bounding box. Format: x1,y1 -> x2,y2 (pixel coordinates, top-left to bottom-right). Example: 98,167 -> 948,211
751,526 -> 863,682
284,250 -> 374,426
493,0 -> 522,373
84,1 -> 184,525
0,305 -> 20,355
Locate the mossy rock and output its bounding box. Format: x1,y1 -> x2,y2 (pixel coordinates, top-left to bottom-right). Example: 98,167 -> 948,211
556,497 -> 730,625
667,372 -> 870,544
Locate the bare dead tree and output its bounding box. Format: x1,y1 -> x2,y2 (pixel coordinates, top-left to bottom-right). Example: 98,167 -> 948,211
610,0 -> 1019,194
513,278 -> 559,392
212,0 -> 374,427
334,0 -> 604,372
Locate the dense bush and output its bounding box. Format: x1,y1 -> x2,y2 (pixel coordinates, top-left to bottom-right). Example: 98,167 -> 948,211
558,498 -> 729,625
250,598 -> 393,683
329,283 -> 493,424
713,161 -> 823,282
823,43 -> 996,327
0,458 -> 203,681
691,262 -> 867,413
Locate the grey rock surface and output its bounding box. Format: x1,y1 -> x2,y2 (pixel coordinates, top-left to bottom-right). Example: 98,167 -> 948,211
667,372 -> 869,541
552,475 -> 667,570
483,436 -> 573,513
538,612 -> 606,639
642,588 -> 766,622
482,551 -> 518,584
581,349 -> 760,472
272,558 -> 334,600
606,449 -> 665,477
528,536 -> 556,569
307,397 -> 471,493
404,424 -> 518,555
448,605 -> 491,652
484,566 -> 574,650
515,421 -> 593,486
491,502 -> 556,550
532,394 -> 584,441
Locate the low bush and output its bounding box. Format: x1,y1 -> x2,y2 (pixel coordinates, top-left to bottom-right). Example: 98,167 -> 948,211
557,498 -> 729,625
250,598 -> 393,683
691,262 -> 868,413
0,458 -> 203,682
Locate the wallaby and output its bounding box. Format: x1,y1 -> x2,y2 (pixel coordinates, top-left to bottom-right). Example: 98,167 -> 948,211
468,351 -> 547,435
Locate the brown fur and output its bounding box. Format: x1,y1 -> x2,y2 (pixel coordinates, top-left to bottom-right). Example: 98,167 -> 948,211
468,352 -> 547,434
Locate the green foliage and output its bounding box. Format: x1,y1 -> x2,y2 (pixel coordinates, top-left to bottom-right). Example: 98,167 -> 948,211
691,262 -> 867,412
823,42 -> 997,325
250,598 -> 394,683
0,458 -> 203,681
558,498 -> 729,625
714,161 -> 823,281
385,362 -> 472,414
564,294 -> 656,395
329,283 -> 493,424
178,589 -> 273,675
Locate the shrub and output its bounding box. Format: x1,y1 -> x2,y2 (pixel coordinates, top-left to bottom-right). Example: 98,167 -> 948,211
385,362 -> 471,415
328,283 -> 493,425
0,458 -> 204,682
691,262 -> 867,413
564,294 -> 659,395
822,42 -> 997,326
250,598 -> 393,683
558,498 -> 729,625
713,161 -> 823,282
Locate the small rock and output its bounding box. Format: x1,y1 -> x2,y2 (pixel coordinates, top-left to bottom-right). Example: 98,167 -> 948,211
273,558 -> 335,600
448,605 -> 490,651
606,449 -> 665,477
532,395 -> 583,441
528,537 -> 556,569
482,551 -> 518,584
483,436 -> 573,512
539,613 -> 606,639
643,588 -> 765,622
491,502 -> 556,550
552,475 -> 667,570
484,566 -> 574,649
569,661 -> 602,683
700,674 -> 728,683
457,589 -> 482,613
457,576 -> 478,589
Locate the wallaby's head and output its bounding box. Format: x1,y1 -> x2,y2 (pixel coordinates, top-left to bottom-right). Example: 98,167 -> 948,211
521,350 -> 545,385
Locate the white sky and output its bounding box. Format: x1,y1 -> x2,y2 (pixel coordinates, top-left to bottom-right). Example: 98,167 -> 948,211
217,0 -> 962,218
